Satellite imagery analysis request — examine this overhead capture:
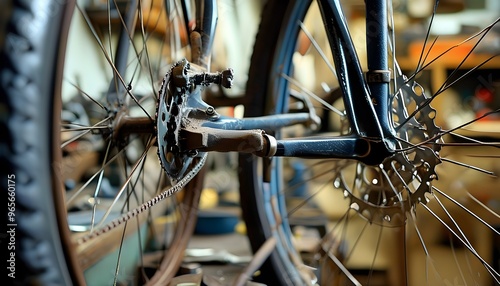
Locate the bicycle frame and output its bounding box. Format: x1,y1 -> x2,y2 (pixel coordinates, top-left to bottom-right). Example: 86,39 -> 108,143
115,0 -> 397,166
189,0 -> 395,164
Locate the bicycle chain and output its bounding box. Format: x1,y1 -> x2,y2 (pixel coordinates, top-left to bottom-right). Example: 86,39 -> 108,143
76,152 -> 207,245
78,57 -> 232,244
334,74 -> 443,226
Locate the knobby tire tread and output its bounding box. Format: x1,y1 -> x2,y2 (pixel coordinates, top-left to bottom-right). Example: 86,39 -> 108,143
1,0 -> 79,285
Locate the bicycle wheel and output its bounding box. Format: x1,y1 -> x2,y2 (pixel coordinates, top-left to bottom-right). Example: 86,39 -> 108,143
241,0 -> 500,285
1,0 -> 204,285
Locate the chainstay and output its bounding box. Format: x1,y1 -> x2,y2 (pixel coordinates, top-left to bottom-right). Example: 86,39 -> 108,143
76,153 -> 207,245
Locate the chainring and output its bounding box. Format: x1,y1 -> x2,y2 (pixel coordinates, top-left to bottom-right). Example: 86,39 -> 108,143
156,60 -> 195,181
156,59 -> 233,181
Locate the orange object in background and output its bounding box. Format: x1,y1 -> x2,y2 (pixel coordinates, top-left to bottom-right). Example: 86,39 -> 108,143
409,36 -> 479,65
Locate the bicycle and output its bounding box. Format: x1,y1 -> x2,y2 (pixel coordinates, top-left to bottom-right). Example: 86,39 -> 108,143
1,0 -> 499,285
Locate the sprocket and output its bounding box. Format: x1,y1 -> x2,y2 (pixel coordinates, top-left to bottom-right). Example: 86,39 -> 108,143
156,60 -> 193,181
333,73 -> 443,226
156,59 -> 234,181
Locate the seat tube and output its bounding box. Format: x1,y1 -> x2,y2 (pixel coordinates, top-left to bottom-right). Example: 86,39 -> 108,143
365,0 -> 393,137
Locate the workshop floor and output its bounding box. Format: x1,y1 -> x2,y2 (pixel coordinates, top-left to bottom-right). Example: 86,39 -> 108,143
185,231 -> 253,285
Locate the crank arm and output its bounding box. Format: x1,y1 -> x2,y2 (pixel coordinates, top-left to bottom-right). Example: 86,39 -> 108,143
181,124 -> 277,157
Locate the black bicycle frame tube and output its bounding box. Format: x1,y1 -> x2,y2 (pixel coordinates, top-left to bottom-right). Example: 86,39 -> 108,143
275,136 -> 370,159
317,0 -> 385,139
365,0 -> 393,138
254,0 -> 394,163
269,0 -> 395,162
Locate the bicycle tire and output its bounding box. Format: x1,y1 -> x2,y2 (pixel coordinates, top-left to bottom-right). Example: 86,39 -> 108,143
241,0 -> 500,285
1,0 -> 204,285
240,1 -> 312,284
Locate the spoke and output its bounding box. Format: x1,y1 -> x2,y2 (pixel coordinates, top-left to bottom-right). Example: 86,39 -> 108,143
110,0 -> 142,67
66,144 -> 128,205
119,146 -> 152,214
408,207 -> 435,284
283,161 -> 344,219
233,237 -> 277,286
342,219 -> 368,264
433,194 -> 474,249
419,37 -> 439,77
467,192 -> 500,220
399,63 -> 500,134
400,22 -> 500,128
61,126 -> 108,132
327,250 -> 362,286
436,142 -> 500,148
446,108 -> 500,134
393,127 -> 500,153
449,131 -> 500,149
117,150 -> 148,282
401,224 -> 409,286
77,4 -> 153,121
76,4 -> 122,88
113,219 -> 128,285
410,208 -> 429,257
380,166 -> 406,208
438,54 -> 499,96
436,20 -> 500,93
137,0 -> 162,99
407,17 -> 500,82
168,0 -> 184,61
421,203 -> 500,280
107,1 -> 115,67
65,80 -> 107,111
284,160 -> 336,197
113,0 -> 159,92
390,161 -> 413,199
367,225 -> 383,285
449,234 -> 468,285
153,38 -> 167,102
411,0 -> 439,79
287,178 -> 330,217
462,242 -> 479,285
432,186 -> 500,235
281,73 -> 344,116
319,207 -> 351,251
90,141 -> 112,233
61,116 -> 112,148
298,20 -> 337,78
77,153 -> 207,244
441,157 -> 496,177
61,122 -> 94,128
96,138 -> 155,228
